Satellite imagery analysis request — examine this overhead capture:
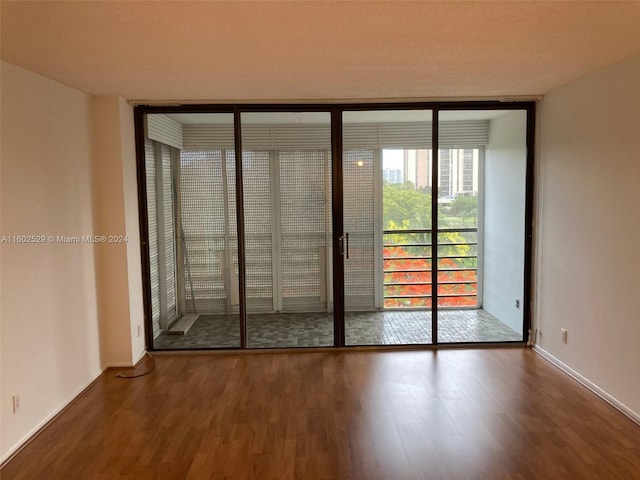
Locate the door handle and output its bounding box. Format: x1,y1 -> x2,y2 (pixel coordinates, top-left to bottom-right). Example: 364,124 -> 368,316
340,233 -> 350,259
345,232 -> 349,259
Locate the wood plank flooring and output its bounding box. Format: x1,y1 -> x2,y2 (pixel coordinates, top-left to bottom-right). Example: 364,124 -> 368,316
2,348 -> 640,479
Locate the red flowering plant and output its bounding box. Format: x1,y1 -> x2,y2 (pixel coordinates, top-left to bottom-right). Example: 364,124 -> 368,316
383,243 -> 477,308
383,180 -> 478,308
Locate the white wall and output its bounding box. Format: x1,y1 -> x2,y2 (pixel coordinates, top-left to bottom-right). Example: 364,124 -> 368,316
1,62 -> 102,460
119,98 -> 146,361
536,54 -> 640,417
483,111 -> 527,333
90,97 -> 145,366
0,63 -> 144,461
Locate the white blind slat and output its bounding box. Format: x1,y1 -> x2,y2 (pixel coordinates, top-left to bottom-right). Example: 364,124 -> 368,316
147,114 -> 184,149
184,121 -> 488,150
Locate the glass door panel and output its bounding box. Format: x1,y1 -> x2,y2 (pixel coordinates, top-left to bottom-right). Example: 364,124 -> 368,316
241,112 -> 333,348
437,110 -> 526,343
146,112 -> 241,349
343,110 -> 433,345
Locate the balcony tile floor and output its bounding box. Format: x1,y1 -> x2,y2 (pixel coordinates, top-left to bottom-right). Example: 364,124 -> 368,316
153,309 -> 522,349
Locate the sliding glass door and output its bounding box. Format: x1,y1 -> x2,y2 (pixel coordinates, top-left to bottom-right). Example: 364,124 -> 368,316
342,110 -> 434,345
144,113 -> 241,349
437,109 -> 527,343
241,112 -> 333,348
137,103 -> 532,350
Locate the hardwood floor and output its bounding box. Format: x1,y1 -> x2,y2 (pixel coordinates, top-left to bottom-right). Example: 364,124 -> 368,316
2,348 -> 640,479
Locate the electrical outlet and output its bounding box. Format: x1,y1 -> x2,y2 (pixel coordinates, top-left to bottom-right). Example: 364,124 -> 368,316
12,395 -> 20,414
137,324 -> 142,337
515,299 -> 520,309
561,328 -> 568,344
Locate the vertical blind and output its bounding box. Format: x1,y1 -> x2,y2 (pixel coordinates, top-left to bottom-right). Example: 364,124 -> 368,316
145,139 -> 178,337
145,139 -> 161,338
161,145 -> 177,324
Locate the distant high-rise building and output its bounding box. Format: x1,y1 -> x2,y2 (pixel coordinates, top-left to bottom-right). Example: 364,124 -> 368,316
384,148 -> 479,197
462,149 -> 475,193
383,168 -> 403,184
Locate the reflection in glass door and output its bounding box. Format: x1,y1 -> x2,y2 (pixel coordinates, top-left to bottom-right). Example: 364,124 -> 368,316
343,110 -> 434,345
241,112 -> 333,348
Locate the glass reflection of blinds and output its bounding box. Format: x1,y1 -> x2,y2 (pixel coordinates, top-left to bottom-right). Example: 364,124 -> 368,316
145,139 -> 161,338
344,149 -> 376,311
279,150 -> 329,312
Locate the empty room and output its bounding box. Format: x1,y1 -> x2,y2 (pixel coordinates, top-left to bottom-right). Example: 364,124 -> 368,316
1,1 -> 640,479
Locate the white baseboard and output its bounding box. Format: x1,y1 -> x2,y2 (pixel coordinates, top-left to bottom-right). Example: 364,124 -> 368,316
103,361 -> 136,368
0,367 -> 105,465
533,345 -> 640,425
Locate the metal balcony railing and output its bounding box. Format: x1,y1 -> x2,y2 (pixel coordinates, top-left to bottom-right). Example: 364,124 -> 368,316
383,228 -> 478,308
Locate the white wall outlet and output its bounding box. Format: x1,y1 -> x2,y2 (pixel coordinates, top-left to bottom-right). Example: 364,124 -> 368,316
12,394 -> 20,414
561,328 -> 568,344
137,324 -> 142,337
515,299 -> 520,309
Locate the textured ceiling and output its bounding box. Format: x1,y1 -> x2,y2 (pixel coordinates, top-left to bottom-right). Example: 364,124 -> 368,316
2,1 -> 640,101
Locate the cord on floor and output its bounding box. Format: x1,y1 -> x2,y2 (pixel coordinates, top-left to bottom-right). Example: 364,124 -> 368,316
116,351 -> 156,378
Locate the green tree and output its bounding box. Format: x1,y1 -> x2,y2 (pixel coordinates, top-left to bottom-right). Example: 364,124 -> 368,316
448,195 -> 478,227
383,181 -> 431,230
383,180 -> 476,264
